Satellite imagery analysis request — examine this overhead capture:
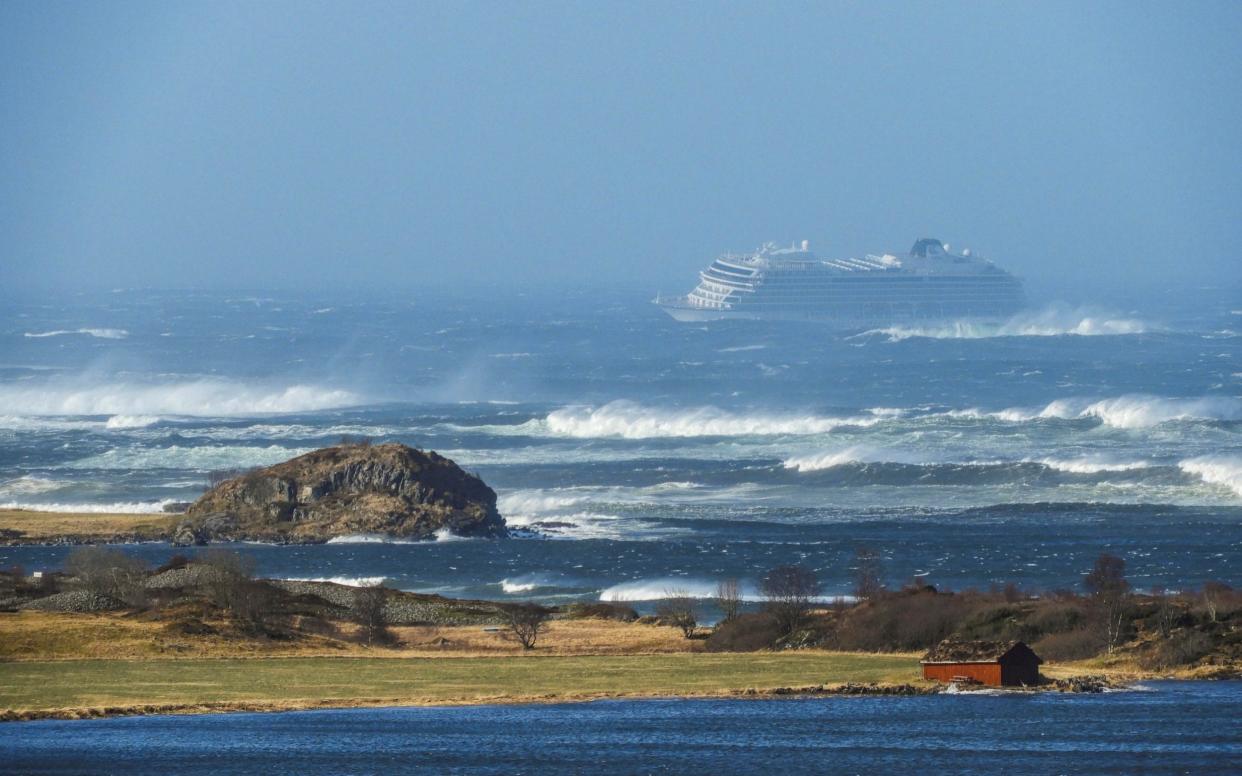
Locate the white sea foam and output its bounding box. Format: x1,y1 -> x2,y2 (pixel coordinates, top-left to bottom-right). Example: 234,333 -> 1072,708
858,306 -> 1150,342
599,578 -> 737,601
433,527 -> 476,542
0,378 -> 361,417
0,499 -> 177,514
501,579 -> 540,593
325,534 -> 409,544
717,344 -> 768,353
0,475 -> 65,497
783,445 -> 897,472
497,490 -> 587,517
599,578 -> 856,604
24,328 -> 129,339
105,415 -> 161,429
1035,456 -> 1153,474
283,576 -> 386,587
944,394 -> 1242,429
67,444 -> 314,471
540,400 -> 878,439
1179,455 -> 1242,498
1075,395 -> 1242,429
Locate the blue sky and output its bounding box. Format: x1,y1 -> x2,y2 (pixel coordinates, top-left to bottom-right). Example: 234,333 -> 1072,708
2,1 -> 1240,297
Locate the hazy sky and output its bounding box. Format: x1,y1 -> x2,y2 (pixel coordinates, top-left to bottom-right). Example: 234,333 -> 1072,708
3,1 -> 1240,297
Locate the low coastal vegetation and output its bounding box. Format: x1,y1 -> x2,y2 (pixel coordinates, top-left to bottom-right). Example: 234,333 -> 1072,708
0,546 -> 1237,719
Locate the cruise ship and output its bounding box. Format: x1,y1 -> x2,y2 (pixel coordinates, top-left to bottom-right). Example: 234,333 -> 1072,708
654,238 -> 1025,326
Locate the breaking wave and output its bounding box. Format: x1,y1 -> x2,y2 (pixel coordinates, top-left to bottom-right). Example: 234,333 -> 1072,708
783,446 -> 913,472
858,306 -> 1150,342
105,415 -> 161,429
540,400 -> 880,439
67,444 -> 313,471
0,499 -> 177,514
948,394 -> 1242,429
0,475 -> 64,497
283,576 -> 386,587
1179,455 -> 1242,498
1035,456 -> 1153,474
24,328 -> 129,340
599,578 -> 856,604
0,378 -> 361,417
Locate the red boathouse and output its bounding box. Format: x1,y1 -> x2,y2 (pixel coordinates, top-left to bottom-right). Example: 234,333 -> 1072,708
920,640 -> 1043,686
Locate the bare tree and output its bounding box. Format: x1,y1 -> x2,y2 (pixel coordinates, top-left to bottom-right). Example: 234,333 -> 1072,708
656,588 -> 698,638
760,564 -> 820,638
352,586 -> 392,646
197,549 -> 258,613
1151,586 -> 1177,637
502,603 -> 551,649
64,547 -> 148,606
1202,581 -> 1230,623
714,578 -> 743,624
1084,553 -> 1130,653
852,547 -> 884,600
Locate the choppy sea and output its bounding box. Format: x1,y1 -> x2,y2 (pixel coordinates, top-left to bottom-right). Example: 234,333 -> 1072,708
3,682 -> 1240,774
1,286 -> 1239,600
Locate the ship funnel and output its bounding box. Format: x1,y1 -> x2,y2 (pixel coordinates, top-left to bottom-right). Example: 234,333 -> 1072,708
801,239 -> 809,251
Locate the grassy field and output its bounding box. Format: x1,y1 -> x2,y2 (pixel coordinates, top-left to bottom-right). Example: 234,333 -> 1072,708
0,612 -> 702,660
0,508 -> 179,541
0,652 -> 922,717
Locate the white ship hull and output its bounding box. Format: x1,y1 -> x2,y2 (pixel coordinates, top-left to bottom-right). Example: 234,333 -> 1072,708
657,238 -> 1025,327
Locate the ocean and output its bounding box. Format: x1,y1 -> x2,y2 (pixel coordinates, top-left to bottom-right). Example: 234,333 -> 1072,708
1,286 -> 1239,600
3,682 -> 1240,774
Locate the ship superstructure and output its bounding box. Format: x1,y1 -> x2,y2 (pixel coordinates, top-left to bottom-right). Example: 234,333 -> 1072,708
655,238 -> 1024,326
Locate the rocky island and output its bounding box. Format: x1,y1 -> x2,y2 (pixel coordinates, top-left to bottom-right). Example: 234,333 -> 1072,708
0,442 -> 507,545
175,442 -> 507,544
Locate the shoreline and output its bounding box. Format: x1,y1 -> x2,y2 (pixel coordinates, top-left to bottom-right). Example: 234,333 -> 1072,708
3,675 -> 1153,723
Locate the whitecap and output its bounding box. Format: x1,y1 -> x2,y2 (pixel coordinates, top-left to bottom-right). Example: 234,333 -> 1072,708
105,415 -> 161,429
540,400 -> 879,439
857,305 -> 1150,342
24,328 -> 129,340
282,576 -> 386,587
0,499 -> 177,514
1179,455 -> 1242,498
0,378 -> 361,417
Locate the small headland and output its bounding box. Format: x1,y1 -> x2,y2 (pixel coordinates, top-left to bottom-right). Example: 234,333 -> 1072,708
0,442 -> 507,546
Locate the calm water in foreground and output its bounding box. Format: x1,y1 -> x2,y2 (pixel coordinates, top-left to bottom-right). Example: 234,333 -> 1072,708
3,682 -> 1239,775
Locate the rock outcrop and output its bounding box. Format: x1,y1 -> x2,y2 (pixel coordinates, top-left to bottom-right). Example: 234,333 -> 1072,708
177,443 -> 506,544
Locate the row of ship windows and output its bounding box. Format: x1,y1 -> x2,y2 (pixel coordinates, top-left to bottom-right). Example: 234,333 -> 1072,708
693,289 -> 1024,302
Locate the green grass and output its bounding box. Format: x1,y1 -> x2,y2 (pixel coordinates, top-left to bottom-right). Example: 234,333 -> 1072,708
0,652 -> 920,713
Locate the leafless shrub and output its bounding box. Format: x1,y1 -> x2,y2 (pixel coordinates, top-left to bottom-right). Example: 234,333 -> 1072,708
1200,581 -> 1234,623
563,602 -> 638,621
1150,587 -> 1178,637
1033,628 -> 1107,661
759,565 -> 820,638
656,588 -> 698,638
1084,553 -> 1131,653
705,612 -> 782,652
852,547 -> 885,600
197,549 -> 258,612
64,547 -> 148,606
502,603 -> 551,649
1002,582 -> 1024,603
339,435 -> 373,448
714,578 -> 743,624
1141,630 -> 1212,670
352,586 -> 392,646
832,589 -> 969,651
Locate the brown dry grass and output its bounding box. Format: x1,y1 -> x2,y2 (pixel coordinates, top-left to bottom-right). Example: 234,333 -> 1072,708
0,508 -> 179,541
0,652 -> 924,719
0,611 -> 700,661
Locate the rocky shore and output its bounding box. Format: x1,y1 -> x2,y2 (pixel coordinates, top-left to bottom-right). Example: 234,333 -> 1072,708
0,443 -> 508,546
